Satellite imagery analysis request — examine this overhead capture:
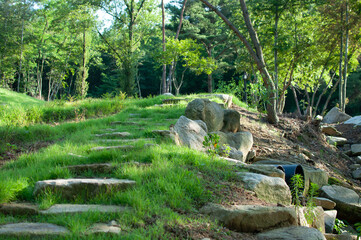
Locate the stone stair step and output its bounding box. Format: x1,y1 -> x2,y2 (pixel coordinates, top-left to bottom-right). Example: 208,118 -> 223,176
93,138 -> 155,143
0,203 -> 39,215
40,204 -> 130,214
34,178 -> 136,199
90,145 -> 134,152
0,223 -> 70,236
94,132 -> 131,138
110,121 -> 141,126
67,163 -> 114,174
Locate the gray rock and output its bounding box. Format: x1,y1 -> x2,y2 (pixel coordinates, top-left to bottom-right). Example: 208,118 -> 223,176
237,172 -> 292,205
90,145 -> 134,151
295,206 -> 325,233
162,93 -> 174,97
323,107 -> 351,124
239,164 -> 285,179
302,166 -> 329,193
221,109 -> 240,133
326,136 -> 348,146
216,131 -> 253,162
173,116 -> 208,151
350,164 -> 361,170
68,153 -> 88,158
257,226 -> 326,240
324,210 -> 337,233
253,159 -> 294,165
88,223 -> 121,234
351,144 -> 361,156
344,116 -> 361,126
324,233 -> 354,240
110,121 -> 141,126
247,150 -> 256,161
313,197 -> 336,210
40,204 -> 129,214
227,147 -> 245,161
352,168 -> 361,180
219,157 -> 246,165
151,130 -> 180,144
200,203 -> 297,233
34,178 -> 136,200
356,156 -> 361,164
67,163 -> 114,174
0,223 -> 70,236
185,98 -> 224,132
202,94 -> 233,108
320,185 -> 361,222
94,132 -> 131,137
0,203 -> 39,215
321,126 -> 342,136
93,138 -> 155,143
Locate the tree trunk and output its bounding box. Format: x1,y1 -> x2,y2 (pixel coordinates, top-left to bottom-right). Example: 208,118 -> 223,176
322,77 -> 341,116
338,9 -> 344,110
342,0 -> 349,112
161,0 -> 167,94
274,9 -> 279,110
17,17 -> 25,92
292,85 -> 302,116
314,71 -> 336,117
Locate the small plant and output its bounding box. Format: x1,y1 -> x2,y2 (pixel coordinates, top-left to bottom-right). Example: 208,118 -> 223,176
304,182 -> 319,226
334,218 -> 347,234
290,174 -> 304,206
355,222 -> 361,240
203,133 -> 231,159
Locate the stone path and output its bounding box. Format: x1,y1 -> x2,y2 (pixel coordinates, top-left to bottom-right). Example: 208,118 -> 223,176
0,223 -> 70,236
93,138 -> 155,143
90,145 -> 134,152
67,163 -> 114,174
93,132 -> 131,137
40,204 -> 130,214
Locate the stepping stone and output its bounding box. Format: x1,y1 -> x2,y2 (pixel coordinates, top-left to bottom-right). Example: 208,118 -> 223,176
93,138 -> 155,143
40,204 -> 130,214
68,153 -> 88,158
324,210 -> 337,233
102,128 -> 117,132
67,163 -> 114,174
256,226 -> 325,240
326,136 -> 348,146
323,107 -> 351,124
351,144 -> 361,156
94,132 -> 131,138
88,221 -> 121,234
200,203 -> 297,233
34,178 -> 136,200
129,113 -> 140,117
90,145 -> 134,151
110,121 -> 141,126
0,203 -> 39,215
219,157 -> 247,165
313,197 -> 336,210
0,223 -> 70,236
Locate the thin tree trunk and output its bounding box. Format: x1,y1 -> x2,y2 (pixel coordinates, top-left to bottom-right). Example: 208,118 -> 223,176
313,71 -> 336,117
322,77 -> 341,116
339,9 -> 344,110
161,0 -> 167,94
17,17 -> 25,92
342,0 -> 349,112
274,9 -> 279,110
292,85 -> 302,116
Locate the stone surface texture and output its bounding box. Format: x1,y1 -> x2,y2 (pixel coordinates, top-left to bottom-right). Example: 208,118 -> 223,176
221,109 -> 241,133
0,203 -> 39,215
321,126 -> 342,136
216,131 -> 253,162
0,223 -> 70,236
185,98 -> 224,132
256,226 -> 326,240
67,163 -> 114,174
322,107 -> 351,124
344,116 -> 361,126
352,168 -> 361,180
326,136 -> 348,146
94,132 -> 131,137
90,145 -> 134,151
237,172 -> 292,205
40,204 -> 129,214
200,203 -> 297,233
351,144 -> 361,156
295,206 -> 325,233
314,197 -> 336,210
324,210 -> 337,233
240,165 -> 285,180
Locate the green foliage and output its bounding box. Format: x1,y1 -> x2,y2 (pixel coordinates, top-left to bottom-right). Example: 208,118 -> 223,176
334,218 -> 347,234
355,222 -> 361,240
290,174 -> 304,206
304,182 -> 319,226
202,133 -> 230,159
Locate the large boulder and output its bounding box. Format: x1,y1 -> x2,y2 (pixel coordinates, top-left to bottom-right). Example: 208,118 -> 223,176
320,185 -> 361,223
221,109 -> 241,133
185,99 -> 224,132
173,116 -> 208,151
302,166 -> 329,193
216,131 -> 253,162
323,107 -> 351,124
344,116 -> 361,126
200,203 -> 297,233
256,226 -> 326,240
237,172 -> 292,205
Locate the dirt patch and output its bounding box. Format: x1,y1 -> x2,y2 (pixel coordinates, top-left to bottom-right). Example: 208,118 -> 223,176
336,124 -> 361,144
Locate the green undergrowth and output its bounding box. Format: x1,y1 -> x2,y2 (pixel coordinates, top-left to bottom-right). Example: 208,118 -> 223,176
0,93 -> 248,239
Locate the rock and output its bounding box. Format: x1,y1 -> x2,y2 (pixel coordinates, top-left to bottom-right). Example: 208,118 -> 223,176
110,121 -> 141,126
237,172 -> 292,205
239,164 -> 285,179
247,150 -> 256,161
320,185 -> 361,223
321,126 -> 342,136
313,197 -> 336,210
151,130 -> 180,144
296,206 -> 325,233
221,109 -> 240,133
0,203 -> 39,215
200,203 -> 297,233
324,210 -> 337,233
94,138 -> 155,143
326,136 -> 348,146
216,131 -> 253,162
128,113 -> 141,117
227,147 -> 245,161
88,223 -> 121,234
219,157 -> 246,165
344,116 -> 361,126
90,145 -> 134,151
257,226 -> 326,240
185,98 -> 224,132
173,116 -> 208,151
302,165 -> 329,193
34,178 -> 136,200
40,204 -> 129,214
352,168 -> 361,180
323,107 -> 351,124
202,94 -> 233,108
253,158 -> 294,165
356,156 -> 361,164
67,163 -> 114,174
68,153 -> 88,158
351,144 -> 361,156
0,223 -> 70,236
350,164 -> 361,171
324,233 -> 354,240
94,132 -> 131,137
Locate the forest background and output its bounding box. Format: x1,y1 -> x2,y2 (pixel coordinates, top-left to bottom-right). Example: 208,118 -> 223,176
1,0 -> 361,120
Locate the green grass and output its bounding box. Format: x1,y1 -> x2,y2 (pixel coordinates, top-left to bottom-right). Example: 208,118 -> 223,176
0,93 -> 251,239
0,88 -> 45,107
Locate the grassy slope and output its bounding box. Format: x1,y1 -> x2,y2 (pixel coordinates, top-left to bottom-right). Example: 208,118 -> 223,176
0,94 -> 247,239
0,88 -> 44,107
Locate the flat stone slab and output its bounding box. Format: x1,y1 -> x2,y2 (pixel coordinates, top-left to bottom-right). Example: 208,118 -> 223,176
94,132 -> 131,137
90,145 -> 134,151
68,153 -> 88,158
0,203 -> 39,215
321,126 -> 342,136
0,223 -> 70,236
344,116 -> 361,126
257,226 -> 326,240
351,144 -> 361,156
34,178 -> 136,199
219,157 -> 246,165
326,136 -> 348,146
324,210 -> 337,233
314,197 -> 336,210
110,121 -> 141,126
200,204 -> 297,233
240,164 -> 285,179
88,222 -> 121,234
40,204 -> 130,214
93,138 -> 154,143
67,163 -> 114,174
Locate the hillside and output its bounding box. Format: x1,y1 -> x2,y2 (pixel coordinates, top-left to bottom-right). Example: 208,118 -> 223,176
0,88 -> 44,107
0,94 -> 360,239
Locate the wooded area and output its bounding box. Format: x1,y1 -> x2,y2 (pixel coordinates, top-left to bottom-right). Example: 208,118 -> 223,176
1,0 -> 361,122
